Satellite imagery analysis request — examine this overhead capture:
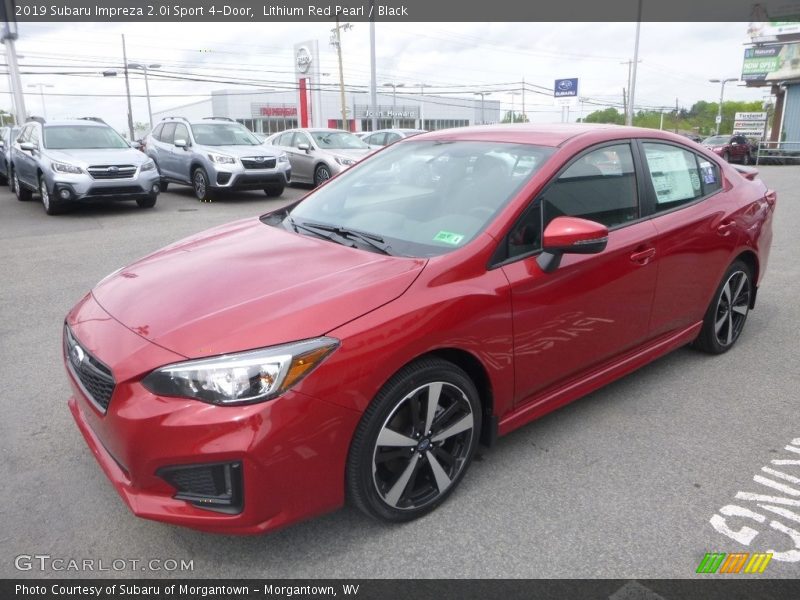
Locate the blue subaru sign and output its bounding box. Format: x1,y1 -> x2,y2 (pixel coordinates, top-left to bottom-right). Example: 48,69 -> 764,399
554,78 -> 579,98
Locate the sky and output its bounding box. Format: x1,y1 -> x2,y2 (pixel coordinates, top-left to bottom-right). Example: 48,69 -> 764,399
2,21 -> 767,133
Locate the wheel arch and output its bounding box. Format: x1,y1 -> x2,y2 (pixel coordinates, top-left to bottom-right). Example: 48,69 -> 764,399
734,250 -> 759,308
413,347 -> 497,448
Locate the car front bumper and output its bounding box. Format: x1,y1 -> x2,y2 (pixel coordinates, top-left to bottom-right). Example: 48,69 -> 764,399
211,162 -> 292,190
65,293 -> 360,534
47,170 -> 161,202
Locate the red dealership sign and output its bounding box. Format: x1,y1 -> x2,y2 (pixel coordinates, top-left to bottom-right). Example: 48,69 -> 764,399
260,106 -> 298,117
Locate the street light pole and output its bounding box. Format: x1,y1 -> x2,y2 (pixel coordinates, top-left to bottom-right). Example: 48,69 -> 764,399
27,83 -> 53,119
121,35 -> 134,140
383,82 -> 404,127
509,91 -> 522,122
709,77 -> 737,135
128,63 -> 161,130
415,82 -> 427,130
330,18 -> 352,131
474,91 -> 491,125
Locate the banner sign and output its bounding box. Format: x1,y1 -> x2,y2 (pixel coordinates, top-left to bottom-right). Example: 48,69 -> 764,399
742,43 -> 800,82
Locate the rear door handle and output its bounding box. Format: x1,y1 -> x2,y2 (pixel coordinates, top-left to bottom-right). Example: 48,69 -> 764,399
630,248 -> 656,264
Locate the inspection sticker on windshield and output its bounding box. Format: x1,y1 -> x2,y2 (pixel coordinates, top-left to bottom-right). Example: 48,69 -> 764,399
434,231 -> 465,245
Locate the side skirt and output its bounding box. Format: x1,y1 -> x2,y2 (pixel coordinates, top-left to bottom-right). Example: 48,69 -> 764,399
498,322 -> 702,437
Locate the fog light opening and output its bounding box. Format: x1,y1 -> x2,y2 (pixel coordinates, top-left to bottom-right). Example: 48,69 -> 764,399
151,184 -> 160,194
58,188 -> 72,200
156,461 -> 243,514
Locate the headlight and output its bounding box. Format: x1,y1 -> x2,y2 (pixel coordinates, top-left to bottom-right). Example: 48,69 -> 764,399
278,153 -> 289,163
207,153 -> 236,165
335,157 -> 356,166
142,337 -> 339,405
51,161 -> 83,174
140,160 -> 156,171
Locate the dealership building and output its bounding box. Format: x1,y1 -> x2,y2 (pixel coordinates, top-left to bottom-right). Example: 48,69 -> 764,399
743,20 -> 800,145
152,88 -> 502,135
152,39 -> 501,135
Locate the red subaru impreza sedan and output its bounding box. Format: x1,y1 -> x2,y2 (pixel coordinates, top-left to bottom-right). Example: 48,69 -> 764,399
64,124 -> 776,534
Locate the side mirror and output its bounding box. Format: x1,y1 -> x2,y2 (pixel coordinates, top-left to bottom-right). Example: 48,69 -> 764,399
174,139 -> 188,148
20,142 -> 36,152
297,143 -> 310,152
536,216 -> 608,273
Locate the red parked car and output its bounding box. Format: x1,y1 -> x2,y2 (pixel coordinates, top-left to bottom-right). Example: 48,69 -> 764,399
64,124 -> 776,534
702,134 -> 757,165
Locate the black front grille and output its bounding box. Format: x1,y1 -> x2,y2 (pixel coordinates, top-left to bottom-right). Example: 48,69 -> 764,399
86,186 -> 143,196
157,462 -> 243,514
241,157 -> 277,170
64,326 -> 116,413
88,165 -> 137,180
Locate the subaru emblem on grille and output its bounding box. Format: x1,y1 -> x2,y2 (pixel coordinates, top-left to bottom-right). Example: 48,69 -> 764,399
255,156 -> 265,162
107,166 -> 119,173
70,344 -> 85,367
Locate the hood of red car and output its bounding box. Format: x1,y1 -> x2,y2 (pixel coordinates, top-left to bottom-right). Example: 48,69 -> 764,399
92,217 -> 426,358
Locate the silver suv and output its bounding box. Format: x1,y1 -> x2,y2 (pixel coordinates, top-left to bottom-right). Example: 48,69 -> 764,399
10,117 -> 160,215
145,117 -> 290,201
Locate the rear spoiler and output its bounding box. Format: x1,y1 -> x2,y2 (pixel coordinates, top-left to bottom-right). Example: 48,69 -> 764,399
731,163 -> 758,181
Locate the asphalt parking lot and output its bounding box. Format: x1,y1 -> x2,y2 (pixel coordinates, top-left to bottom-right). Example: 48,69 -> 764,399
1,168 -> 798,579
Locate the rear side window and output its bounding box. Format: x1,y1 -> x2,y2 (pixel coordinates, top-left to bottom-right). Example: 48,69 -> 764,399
542,143 -> 638,229
151,124 -> 163,141
642,143 -> 711,212
385,132 -> 402,144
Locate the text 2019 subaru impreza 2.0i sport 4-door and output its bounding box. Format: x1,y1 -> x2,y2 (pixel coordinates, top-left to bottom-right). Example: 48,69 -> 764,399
64,124 -> 776,534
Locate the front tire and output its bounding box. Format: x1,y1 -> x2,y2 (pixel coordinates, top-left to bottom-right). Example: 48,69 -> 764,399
137,194 -> 157,208
742,152 -> 752,165
192,167 -> 214,202
40,175 -> 64,215
263,184 -> 284,197
346,357 -> 481,523
313,164 -> 331,187
693,260 -> 753,354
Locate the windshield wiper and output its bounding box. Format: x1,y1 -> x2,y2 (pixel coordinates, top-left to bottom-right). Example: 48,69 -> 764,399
288,218 -> 393,255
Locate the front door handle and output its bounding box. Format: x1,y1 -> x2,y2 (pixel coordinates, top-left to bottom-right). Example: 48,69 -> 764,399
630,247 -> 656,264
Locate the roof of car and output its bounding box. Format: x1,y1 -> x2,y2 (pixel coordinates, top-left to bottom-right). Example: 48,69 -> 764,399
416,123 -> 680,147
42,119 -> 107,127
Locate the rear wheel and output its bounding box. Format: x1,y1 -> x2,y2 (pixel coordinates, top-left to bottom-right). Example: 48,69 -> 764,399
13,170 -> 32,201
137,194 -> 157,208
723,151 -> 730,162
192,167 -> 213,202
742,152 -> 752,165
693,260 -> 753,354
263,184 -> 284,197
346,357 -> 481,522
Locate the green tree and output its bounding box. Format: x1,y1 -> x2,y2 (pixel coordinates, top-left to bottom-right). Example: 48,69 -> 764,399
582,107 -> 624,124
501,110 -> 529,123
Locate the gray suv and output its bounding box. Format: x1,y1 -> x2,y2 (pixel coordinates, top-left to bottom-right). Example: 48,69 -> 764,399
145,117 -> 290,201
10,117 -> 160,215
0,125 -> 20,185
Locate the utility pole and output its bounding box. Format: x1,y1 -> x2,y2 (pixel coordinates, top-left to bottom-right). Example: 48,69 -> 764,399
521,77 -> 526,122
369,0 -> 378,132
622,87 -> 627,119
1,5 -> 27,124
628,0 -> 642,126
330,17 -> 352,131
675,98 -> 679,133
121,35 -> 134,140
27,83 -> 53,119
474,91 -> 491,125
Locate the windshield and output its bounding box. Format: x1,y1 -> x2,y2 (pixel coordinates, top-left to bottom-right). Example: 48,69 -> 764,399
702,136 -> 729,146
44,126 -> 129,150
310,131 -> 369,150
281,140 -> 554,257
191,123 -> 260,146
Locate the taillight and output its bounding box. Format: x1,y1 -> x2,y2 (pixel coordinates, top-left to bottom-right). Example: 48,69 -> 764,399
765,189 -> 777,210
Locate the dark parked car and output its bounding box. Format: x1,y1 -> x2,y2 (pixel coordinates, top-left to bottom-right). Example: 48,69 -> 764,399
65,124 -> 775,534
702,134 -> 757,164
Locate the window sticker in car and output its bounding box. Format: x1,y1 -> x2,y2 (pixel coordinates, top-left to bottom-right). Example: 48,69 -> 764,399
644,147 -> 696,204
699,161 -> 717,185
433,231 -> 465,245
